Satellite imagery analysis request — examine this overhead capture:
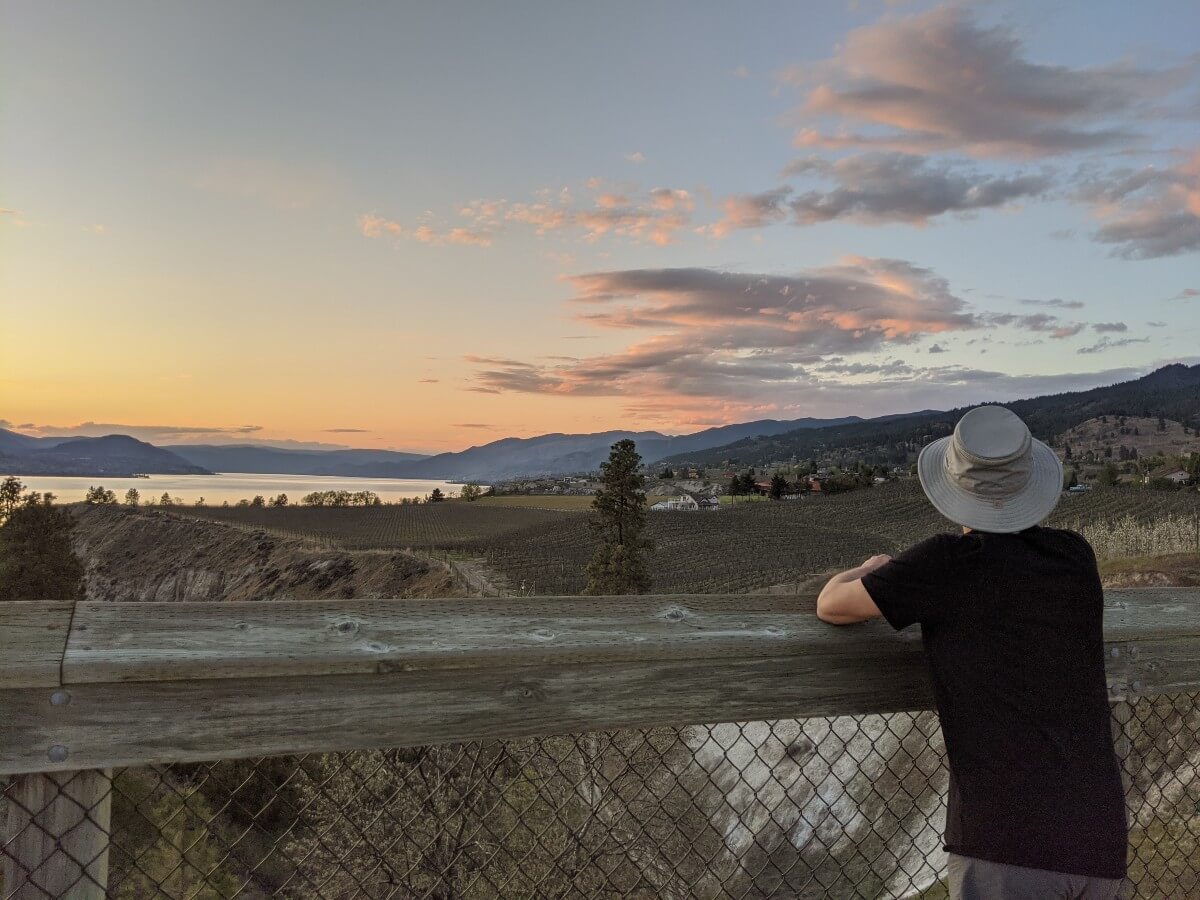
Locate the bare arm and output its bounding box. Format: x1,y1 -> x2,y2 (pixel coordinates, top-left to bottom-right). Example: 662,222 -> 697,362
816,554 -> 891,625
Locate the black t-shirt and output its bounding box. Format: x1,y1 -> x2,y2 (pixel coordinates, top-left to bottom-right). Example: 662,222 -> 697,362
861,527 -> 1128,879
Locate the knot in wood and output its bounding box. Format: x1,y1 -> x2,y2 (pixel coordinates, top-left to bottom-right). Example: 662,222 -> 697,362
504,680 -> 547,703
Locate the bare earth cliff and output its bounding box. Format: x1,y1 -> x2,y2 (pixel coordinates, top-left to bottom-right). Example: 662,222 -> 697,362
71,505 -> 458,602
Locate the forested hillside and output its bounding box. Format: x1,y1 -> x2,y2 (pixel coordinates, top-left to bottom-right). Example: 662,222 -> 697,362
660,364 -> 1200,468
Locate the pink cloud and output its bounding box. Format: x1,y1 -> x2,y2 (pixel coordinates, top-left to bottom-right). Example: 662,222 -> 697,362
468,258 -> 983,405
1080,150 -> 1200,258
359,214 -> 493,246
781,7 -> 1192,158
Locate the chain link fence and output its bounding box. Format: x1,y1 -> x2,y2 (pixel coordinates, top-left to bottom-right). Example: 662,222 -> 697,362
3,694 -> 1198,899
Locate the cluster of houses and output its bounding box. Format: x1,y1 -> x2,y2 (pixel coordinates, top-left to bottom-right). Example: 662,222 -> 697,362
490,476 -> 596,496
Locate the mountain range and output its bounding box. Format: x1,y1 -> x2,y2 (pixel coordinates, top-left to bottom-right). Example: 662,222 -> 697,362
656,363 -> 1200,469
5,364 -> 1198,481
0,416 -> 861,481
172,416 -> 863,480
0,432 -> 209,477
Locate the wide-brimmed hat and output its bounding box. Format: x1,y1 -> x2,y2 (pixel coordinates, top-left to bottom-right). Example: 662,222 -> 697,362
917,405 -> 1063,533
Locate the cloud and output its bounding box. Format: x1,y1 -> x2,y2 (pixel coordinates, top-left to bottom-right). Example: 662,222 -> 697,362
985,312 -> 1083,339
365,184 -> 697,249
418,378 -> 440,383
1147,321 -> 1167,327
324,428 -> 370,433
1092,322 -> 1128,333
506,187 -> 695,246
1173,288 -> 1200,300
733,66 -> 751,79
781,6 -> 1192,158
1080,150 -> 1200,258
927,343 -> 947,353
359,214 -> 494,246
780,153 -> 1050,224
468,257 -> 987,406
0,207 -> 28,227
624,151 -> 646,164
452,423 -> 493,429
1020,297 -> 1085,309
1077,336 -> 1151,354
704,187 -> 793,237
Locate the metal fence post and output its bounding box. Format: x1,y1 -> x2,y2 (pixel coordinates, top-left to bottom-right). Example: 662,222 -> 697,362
2,770 -> 111,899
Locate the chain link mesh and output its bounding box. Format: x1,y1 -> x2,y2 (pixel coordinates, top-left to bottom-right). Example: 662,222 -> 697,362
3,695 -> 1197,898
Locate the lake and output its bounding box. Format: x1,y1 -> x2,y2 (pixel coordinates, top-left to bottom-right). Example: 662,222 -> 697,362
16,473 -> 467,506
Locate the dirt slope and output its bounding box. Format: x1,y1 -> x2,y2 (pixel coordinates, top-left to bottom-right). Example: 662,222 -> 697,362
1100,553 -> 1200,588
73,505 -> 459,602
1059,415 -> 1200,460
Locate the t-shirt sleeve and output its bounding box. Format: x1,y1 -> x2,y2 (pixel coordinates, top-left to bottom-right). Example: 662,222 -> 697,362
861,535 -> 954,631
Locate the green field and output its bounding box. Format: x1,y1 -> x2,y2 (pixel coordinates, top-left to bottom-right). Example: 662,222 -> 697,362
181,481 -> 1200,595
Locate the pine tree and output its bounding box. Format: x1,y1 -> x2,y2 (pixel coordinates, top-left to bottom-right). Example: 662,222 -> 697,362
583,440 -> 653,595
0,495 -> 85,602
769,473 -> 788,500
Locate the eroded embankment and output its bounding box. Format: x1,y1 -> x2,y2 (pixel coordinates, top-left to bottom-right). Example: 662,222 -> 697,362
72,505 -> 459,602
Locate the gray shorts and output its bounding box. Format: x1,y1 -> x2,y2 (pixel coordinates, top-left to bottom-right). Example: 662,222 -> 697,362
947,853 -> 1125,899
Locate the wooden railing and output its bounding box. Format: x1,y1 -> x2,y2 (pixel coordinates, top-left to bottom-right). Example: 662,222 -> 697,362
3,587 -> 1200,897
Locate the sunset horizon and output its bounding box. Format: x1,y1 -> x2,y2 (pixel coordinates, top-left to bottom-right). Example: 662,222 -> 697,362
4,2 -> 1198,452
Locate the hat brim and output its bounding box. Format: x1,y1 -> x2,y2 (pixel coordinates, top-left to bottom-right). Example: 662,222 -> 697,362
917,436 -> 1063,533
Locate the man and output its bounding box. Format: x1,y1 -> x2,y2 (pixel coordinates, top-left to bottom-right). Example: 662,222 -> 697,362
817,405 -> 1127,899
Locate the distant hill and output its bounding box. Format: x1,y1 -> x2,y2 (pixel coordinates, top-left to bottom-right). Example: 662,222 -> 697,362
169,444 -> 429,476
11,364 -> 1197,480
381,417 -> 864,481
0,417 -> 858,481
657,364 -> 1200,469
0,431 -> 210,476
167,418 -> 863,481
1059,415 -> 1200,461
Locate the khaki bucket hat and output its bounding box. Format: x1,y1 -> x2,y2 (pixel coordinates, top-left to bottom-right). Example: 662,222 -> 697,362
917,405 -> 1063,533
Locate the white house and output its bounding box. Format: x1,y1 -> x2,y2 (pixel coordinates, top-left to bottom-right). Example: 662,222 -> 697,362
1144,468 -> 1192,486
650,494 -> 701,511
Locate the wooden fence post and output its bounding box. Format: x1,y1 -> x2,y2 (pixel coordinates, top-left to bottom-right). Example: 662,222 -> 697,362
2,770 -> 111,900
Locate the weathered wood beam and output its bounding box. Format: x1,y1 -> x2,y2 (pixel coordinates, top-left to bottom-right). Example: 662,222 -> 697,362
59,588 -> 1200,684
0,602 -> 76,689
60,593 -> 922,683
0,588 -> 1196,775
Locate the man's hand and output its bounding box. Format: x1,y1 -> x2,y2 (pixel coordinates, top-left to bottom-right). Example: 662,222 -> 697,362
859,554 -> 892,574
816,555 -> 891,625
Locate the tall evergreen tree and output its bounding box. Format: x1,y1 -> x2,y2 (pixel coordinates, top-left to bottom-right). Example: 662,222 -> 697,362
0,494 -> 85,602
769,473 -> 788,500
583,439 -> 653,595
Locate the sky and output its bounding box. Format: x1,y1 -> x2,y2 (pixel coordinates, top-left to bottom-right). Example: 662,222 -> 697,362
2,1 -> 1199,453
